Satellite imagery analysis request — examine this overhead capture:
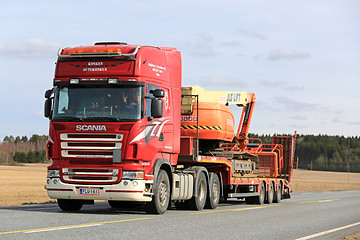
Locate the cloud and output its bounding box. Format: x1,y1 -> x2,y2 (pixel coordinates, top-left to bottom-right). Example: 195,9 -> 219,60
268,49 -> 311,61
291,115 -> 307,120
258,79 -> 284,87
258,79 -> 304,91
0,38 -> 61,58
348,121 -> 360,125
189,32 -> 217,57
284,85 -> 305,91
274,96 -> 329,112
332,118 -> 342,123
235,28 -> 267,41
220,41 -> 242,47
199,75 -> 247,87
31,111 -> 43,117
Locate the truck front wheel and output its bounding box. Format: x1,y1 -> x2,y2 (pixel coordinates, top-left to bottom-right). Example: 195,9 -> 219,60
57,199 -> 83,211
146,169 -> 170,214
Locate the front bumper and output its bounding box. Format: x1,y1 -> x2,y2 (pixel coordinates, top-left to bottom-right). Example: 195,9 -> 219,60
46,178 -> 153,202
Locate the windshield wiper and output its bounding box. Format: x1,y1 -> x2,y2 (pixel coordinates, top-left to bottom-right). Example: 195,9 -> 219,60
53,116 -> 84,122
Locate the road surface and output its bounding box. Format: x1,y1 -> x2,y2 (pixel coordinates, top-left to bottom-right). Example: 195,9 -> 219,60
0,190 -> 359,240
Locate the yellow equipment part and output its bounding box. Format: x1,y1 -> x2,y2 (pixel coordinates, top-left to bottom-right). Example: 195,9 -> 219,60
181,85 -> 252,115
181,86 -> 255,142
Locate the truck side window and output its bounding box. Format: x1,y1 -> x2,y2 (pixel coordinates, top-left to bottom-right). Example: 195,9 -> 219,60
58,88 -> 69,114
146,84 -> 161,118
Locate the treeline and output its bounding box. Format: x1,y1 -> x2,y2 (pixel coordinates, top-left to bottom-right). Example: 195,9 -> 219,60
249,133 -> 360,173
0,135 -> 48,164
2,133 -> 360,172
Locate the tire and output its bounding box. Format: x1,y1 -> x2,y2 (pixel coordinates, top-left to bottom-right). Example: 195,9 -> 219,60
274,182 -> 282,203
57,199 -> 83,211
266,182 -> 274,204
255,182 -> 265,205
205,173 -> 220,209
188,171 -> 208,210
146,169 -> 170,214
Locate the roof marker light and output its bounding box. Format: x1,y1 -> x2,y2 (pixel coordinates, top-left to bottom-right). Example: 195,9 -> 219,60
69,47 -> 122,55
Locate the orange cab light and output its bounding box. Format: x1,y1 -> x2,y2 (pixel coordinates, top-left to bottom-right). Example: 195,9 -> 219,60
69,47 -> 122,55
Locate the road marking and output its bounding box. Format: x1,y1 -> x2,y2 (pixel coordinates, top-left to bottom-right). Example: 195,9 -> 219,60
192,204 -> 282,214
296,198 -> 340,204
294,222 -> 360,240
0,217 -> 151,235
25,224 -> 103,233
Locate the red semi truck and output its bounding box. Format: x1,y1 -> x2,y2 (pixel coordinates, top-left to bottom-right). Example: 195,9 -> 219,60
44,42 -> 296,214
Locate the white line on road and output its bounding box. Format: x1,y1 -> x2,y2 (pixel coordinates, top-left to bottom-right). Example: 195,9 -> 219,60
294,222 -> 360,240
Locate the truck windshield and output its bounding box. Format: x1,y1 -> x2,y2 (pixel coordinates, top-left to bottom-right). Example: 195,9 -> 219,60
52,86 -> 142,122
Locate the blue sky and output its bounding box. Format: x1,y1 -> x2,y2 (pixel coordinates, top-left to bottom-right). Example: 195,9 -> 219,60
0,0 -> 359,140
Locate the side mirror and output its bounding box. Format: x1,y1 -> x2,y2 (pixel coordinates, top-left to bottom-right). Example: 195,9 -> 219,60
150,89 -> 165,98
151,98 -> 163,118
44,98 -> 52,118
45,89 -> 53,98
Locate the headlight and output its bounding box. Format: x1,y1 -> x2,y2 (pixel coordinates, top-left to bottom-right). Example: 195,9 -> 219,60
48,169 -> 60,178
122,171 -> 144,180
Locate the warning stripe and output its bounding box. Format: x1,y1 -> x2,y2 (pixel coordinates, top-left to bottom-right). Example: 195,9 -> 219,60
181,125 -> 222,130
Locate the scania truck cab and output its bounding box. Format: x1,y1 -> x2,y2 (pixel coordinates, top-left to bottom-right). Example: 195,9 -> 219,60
45,42 -> 182,214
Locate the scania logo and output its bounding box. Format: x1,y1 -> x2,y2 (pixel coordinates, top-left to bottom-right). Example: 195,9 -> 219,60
76,125 -> 107,131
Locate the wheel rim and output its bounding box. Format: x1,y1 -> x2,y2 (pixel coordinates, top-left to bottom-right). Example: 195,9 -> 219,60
159,179 -> 168,206
198,179 -> 205,202
260,184 -> 265,202
212,179 -> 219,203
269,184 -> 274,202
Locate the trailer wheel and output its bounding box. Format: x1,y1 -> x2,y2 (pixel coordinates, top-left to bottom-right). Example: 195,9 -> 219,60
266,182 -> 274,204
274,182 -> 282,203
146,169 -> 170,214
57,199 -> 83,211
205,173 -> 220,209
188,171 -> 207,210
255,182 -> 265,205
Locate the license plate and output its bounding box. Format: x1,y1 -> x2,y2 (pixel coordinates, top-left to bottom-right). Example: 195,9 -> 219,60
79,188 -> 100,195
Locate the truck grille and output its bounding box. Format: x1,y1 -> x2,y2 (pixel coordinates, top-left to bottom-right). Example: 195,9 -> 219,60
62,168 -> 119,183
60,133 -> 123,159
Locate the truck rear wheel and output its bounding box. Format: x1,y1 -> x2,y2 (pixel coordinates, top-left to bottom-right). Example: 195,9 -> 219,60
205,173 -> 220,209
266,182 -> 274,204
188,171 -> 207,210
146,169 -> 170,214
255,182 -> 265,205
57,199 -> 83,211
274,182 -> 282,203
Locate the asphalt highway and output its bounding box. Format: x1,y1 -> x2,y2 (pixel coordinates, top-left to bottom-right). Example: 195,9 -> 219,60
0,190 -> 359,240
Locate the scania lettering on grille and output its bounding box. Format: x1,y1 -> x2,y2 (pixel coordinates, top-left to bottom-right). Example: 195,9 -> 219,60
76,125 -> 107,131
